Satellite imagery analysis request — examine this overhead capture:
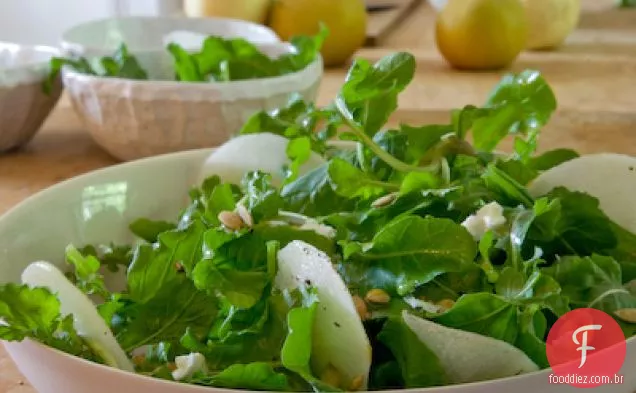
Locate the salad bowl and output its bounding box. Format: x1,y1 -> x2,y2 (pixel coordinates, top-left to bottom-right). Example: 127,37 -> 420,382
1,146 -> 635,393
61,42 -> 323,161
60,16 -> 281,75
0,42 -> 62,152
3,52 -> 636,393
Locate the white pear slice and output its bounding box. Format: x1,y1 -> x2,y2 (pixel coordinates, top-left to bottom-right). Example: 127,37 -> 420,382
528,153 -> 636,234
402,311 -> 539,384
196,133 -> 326,187
275,241 -> 372,389
21,261 -> 134,372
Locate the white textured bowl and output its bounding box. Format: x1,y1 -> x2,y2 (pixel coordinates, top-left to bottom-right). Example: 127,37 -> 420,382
62,42 -> 323,161
0,42 -> 62,152
61,16 -> 280,76
1,149 -> 635,393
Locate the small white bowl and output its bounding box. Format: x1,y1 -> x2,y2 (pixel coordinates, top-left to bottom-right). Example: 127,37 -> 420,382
1,148 -> 635,393
62,42 -> 323,161
0,42 -> 62,152
61,16 -> 280,76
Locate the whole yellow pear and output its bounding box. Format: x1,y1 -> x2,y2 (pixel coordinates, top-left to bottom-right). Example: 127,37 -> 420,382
520,0 -> 581,50
269,0 -> 367,67
435,0 -> 528,70
183,0 -> 272,24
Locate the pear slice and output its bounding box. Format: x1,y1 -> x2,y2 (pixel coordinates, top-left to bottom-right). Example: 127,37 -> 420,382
528,153 -> 636,234
402,311 -> 538,384
196,133 -> 326,187
275,240 -> 372,389
21,261 -> 134,372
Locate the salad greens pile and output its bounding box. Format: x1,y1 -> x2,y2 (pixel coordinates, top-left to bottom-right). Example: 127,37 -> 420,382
43,27 -> 327,93
5,50 -> 636,392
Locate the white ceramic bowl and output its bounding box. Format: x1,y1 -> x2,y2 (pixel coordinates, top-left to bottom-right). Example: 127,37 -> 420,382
1,149 -> 635,393
61,16 -> 280,52
61,16 -> 280,76
0,42 -> 62,152
62,42 -> 323,161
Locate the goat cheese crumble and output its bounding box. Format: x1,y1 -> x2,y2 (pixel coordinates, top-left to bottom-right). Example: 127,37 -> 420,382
172,352 -> 208,381
461,202 -> 506,241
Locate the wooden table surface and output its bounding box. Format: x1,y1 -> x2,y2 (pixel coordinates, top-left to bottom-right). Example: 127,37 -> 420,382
2,1 -> 636,391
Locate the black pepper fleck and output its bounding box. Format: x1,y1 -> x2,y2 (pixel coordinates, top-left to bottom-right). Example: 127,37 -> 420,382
334,322 -> 341,328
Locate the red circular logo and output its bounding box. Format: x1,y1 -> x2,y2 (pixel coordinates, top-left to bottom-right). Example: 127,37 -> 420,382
546,308 -> 626,388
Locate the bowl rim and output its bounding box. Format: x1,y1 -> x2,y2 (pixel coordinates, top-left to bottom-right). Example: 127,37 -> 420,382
60,15 -> 281,52
60,42 -> 324,94
2,147 -> 636,392
0,41 -> 60,71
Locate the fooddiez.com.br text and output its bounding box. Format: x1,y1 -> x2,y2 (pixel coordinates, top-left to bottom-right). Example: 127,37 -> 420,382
548,374 -> 624,385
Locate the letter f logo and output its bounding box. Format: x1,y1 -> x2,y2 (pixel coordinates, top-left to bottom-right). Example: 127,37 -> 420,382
572,324 -> 603,368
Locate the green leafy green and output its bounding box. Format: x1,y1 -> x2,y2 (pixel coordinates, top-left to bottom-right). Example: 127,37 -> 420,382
343,215 -> 477,295
0,284 -> 99,361
14,49 -> 636,393
193,362 -> 291,390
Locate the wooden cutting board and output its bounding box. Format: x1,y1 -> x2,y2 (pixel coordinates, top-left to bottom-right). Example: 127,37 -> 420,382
366,0 -> 424,46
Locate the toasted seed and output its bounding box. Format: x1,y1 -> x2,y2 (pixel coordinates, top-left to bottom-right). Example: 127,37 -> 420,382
132,355 -> 146,366
615,308 -> 636,324
166,362 -> 177,371
320,364 -> 342,388
235,203 -> 254,228
349,375 -> 364,391
352,295 -> 370,320
365,288 -> 391,304
437,299 -> 455,311
371,193 -> 398,209
218,210 -> 244,230
175,262 -> 185,272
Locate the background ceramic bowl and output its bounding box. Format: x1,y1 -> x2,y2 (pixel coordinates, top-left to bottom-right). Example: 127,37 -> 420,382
0,42 -> 63,152
60,16 -> 281,77
1,149 -> 635,393
61,42 -> 323,161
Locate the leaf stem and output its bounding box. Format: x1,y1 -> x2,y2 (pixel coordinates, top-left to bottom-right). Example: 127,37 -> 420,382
334,101 -> 437,174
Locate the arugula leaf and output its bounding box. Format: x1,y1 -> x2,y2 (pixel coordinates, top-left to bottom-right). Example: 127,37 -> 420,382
528,149 -> 579,171
377,317 -> 448,388
129,218 -> 177,243
242,171 -> 285,222
281,164 -> 355,217
286,137 -> 313,183
184,294 -> 289,371
544,254 -> 636,335
0,284 -> 99,361
343,215 -> 477,295
328,158 -> 390,200
527,188 -> 617,258
65,244 -> 109,298
471,70 -> 557,155
239,95 -> 336,157
193,362 -> 291,391
192,255 -> 269,309
77,243 -> 133,273
169,30 -> 325,83
280,290 -> 339,392
482,164 -> 534,207
116,283 -> 217,352
336,53 -> 416,137
127,219 -> 206,303
45,43 -> 148,94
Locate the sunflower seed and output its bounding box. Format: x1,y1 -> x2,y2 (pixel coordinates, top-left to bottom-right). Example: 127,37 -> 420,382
352,295 -> 370,320
218,211 -> 244,230
235,203 -> 254,228
365,288 -> 391,304
614,308 -> 636,324
371,193 -> 398,208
